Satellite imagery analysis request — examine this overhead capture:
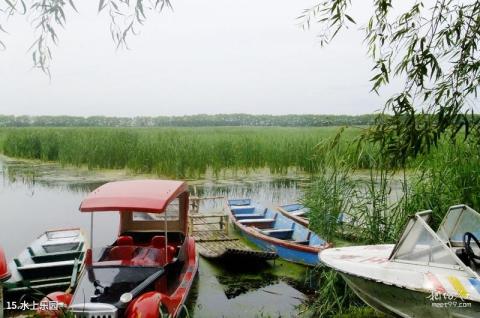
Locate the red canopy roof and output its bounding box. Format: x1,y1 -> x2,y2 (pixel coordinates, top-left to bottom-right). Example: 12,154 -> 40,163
79,180 -> 188,213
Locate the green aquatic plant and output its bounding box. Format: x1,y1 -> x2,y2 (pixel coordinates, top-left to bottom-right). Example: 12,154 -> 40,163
0,126 -> 366,178
303,129 -> 406,244
300,268 -> 366,318
402,138 -> 480,226
332,306 -> 385,318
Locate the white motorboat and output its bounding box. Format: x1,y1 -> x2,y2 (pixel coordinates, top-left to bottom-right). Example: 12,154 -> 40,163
320,204 -> 480,317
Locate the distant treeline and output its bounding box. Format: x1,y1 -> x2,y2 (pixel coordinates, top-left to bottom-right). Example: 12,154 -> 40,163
0,114 -> 376,127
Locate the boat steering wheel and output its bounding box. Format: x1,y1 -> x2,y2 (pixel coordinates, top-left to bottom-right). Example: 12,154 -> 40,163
463,232 -> 480,267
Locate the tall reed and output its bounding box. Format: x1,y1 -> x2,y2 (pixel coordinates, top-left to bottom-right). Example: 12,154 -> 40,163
0,127 -> 364,178
302,128 -> 405,244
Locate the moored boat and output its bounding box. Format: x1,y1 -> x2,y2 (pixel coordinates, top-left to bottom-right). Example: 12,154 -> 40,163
277,203 -> 309,227
1,245 -> 10,318
4,228 -> 86,297
228,199 -> 331,266
189,196 -> 277,261
39,180 -> 199,318
0,246 -> 9,283
320,205 -> 480,317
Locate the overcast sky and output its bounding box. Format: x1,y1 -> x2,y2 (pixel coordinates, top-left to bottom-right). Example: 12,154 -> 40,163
0,0 -> 403,116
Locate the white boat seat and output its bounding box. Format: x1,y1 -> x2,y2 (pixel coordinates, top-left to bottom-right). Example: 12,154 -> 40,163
42,242 -> 80,253
238,218 -> 275,224
235,213 -> 265,220
232,205 -> 255,210
18,260 -> 75,271
262,229 -> 293,234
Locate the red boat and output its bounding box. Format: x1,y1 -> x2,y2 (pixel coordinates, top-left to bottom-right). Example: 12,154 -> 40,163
1,245 -> 10,318
39,180 -> 198,318
0,246 -> 9,283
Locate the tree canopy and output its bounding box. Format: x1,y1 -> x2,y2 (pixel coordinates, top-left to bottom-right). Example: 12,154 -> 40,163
0,0 -> 171,75
0,114 -> 376,127
302,0 -> 480,163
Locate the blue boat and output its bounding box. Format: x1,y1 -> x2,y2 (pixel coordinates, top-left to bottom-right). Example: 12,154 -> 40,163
227,199 -> 332,266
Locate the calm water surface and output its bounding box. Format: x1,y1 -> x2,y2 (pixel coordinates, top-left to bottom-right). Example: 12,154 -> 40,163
0,157 -> 312,318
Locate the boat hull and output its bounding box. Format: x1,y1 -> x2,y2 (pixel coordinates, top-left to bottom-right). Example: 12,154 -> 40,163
341,273 -> 480,318
232,222 -> 319,266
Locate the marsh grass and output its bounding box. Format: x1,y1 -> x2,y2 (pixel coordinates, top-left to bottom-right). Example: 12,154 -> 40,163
0,127 -> 366,178
302,129 -> 408,244
403,139 -> 480,226
299,268 -> 373,318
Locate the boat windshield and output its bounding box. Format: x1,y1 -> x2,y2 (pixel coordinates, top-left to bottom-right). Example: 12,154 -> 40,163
437,205 -> 480,246
71,265 -> 163,305
133,197 -> 180,221
390,211 -> 466,269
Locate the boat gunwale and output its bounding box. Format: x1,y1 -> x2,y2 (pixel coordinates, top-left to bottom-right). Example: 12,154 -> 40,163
44,227 -> 82,235
276,205 -> 309,228
171,253 -> 199,317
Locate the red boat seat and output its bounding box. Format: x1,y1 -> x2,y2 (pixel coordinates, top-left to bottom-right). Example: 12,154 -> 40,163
131,248 -> 161,266
151,236 -> 177,264
108,246 -> 136,261
158,248 -> 176,265
151,236 -> 166,249
116,235 -> 134,246
166,246 -> 176,262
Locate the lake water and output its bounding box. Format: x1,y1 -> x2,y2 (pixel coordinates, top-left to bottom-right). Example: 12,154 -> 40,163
0,157 -> 313,318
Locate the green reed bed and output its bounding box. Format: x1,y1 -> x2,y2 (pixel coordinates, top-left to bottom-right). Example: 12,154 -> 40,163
0,127 -> 364,178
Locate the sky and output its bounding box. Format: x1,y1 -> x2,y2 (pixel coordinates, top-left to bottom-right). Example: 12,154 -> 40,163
0,0 -> 403,116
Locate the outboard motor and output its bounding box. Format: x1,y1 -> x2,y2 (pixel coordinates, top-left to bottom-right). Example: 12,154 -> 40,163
0,246 -> 11,318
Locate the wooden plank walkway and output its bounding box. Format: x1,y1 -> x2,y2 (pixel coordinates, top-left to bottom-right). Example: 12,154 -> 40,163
189,197 -> 276,260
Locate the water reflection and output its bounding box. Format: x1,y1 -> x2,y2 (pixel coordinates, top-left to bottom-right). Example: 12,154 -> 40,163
0,157 -> 310,318
188,258 -> 306,318
1,156 -> 310,201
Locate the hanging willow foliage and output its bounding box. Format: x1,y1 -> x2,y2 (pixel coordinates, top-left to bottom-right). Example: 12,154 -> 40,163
0,0 -> 171,75
300,0 -> 480,164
